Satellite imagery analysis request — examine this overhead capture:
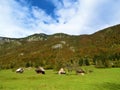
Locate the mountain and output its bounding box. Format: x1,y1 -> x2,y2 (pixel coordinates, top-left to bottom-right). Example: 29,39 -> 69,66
0,24 -> 120,69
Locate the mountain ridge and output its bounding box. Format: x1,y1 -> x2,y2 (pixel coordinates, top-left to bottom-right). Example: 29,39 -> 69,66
0,24 -> 120,69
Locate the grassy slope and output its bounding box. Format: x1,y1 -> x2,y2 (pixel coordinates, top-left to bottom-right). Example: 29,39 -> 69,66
0,67 -> 120,90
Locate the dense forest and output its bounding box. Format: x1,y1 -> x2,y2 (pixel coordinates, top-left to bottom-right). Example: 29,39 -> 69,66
0,24 -> 120,70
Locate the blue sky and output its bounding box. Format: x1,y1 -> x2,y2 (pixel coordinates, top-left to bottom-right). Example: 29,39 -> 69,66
29,0 -> 55,15
0,0 -> 120,38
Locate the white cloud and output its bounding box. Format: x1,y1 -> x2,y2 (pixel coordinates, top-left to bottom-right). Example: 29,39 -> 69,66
0,0 -> 54,38
47,0 -> 105,34
0,0 -> 120,38
0,0 -> 32,37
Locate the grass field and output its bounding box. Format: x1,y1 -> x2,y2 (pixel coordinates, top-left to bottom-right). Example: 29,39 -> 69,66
0,67 -> 120,90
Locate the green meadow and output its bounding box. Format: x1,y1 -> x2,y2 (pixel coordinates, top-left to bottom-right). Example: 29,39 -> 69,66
0,67 -> 120,90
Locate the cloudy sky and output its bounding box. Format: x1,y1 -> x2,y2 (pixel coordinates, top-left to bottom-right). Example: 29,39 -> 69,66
0,0 -> 120,38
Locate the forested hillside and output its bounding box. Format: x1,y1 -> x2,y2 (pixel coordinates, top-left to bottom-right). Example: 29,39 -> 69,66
0,24 -> 120,69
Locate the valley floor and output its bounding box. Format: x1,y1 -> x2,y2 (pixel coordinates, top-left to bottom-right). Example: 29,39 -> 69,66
0,67 -> 120,90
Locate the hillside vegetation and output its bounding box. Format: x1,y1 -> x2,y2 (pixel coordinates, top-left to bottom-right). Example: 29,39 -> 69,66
0,24 -> 120,69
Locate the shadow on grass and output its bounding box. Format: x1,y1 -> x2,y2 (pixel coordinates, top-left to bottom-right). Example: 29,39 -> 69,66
97,82 -> 120,90
0,85 -> 4,89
